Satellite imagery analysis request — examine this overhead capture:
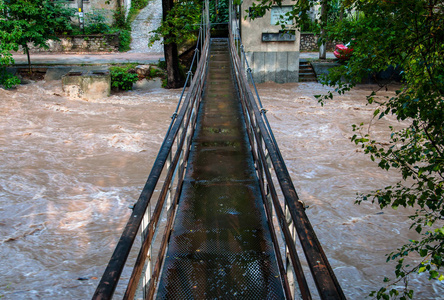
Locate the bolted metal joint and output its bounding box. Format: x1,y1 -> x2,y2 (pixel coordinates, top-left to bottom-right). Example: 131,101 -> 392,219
298,200 -> 309,210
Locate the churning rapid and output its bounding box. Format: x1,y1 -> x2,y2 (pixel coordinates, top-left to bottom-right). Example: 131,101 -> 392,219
0,79 -> 442,299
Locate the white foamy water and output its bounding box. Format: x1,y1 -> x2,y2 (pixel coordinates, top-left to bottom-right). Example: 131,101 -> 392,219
0,80 -> 442,299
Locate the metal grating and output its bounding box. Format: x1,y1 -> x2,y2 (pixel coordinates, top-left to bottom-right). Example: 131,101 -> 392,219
155,38 -> 285,299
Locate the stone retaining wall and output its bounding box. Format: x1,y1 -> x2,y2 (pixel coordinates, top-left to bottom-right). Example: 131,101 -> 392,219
25,34 -> 120,53
300,33 -> 337,52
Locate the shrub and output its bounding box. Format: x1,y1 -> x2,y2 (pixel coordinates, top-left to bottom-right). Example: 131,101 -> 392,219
0,69 -> 21,89
109,64 -> 138,90
0,47 -> 20,89
84,10 -> 111,34
132,0 -> 149,10
118,29 -> 131,52
157,59 -> 166,70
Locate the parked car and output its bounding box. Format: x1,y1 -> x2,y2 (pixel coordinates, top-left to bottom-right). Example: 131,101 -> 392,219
334,43 -> 353,60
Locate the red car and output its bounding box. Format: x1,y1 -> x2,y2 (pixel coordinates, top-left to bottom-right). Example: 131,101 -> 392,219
334,44 -> 353,60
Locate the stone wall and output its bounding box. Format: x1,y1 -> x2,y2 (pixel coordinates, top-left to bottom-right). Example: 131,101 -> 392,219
300,33 -> 337,52
25,34 -> 120,53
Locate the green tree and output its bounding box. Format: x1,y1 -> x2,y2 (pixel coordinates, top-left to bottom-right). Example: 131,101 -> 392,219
0,19 -> 21,88
210,0 -> 229,24
322,1 -> 444,298
250,0 -> 444,298
150,0 -> 201,88
0,0 -> 74,74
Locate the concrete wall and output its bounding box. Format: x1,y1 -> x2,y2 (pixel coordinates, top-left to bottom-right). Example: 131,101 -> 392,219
124,0 -> 131,18
23,34 -> 120,53
244,51 -> 299,84
240,0 -> 300,83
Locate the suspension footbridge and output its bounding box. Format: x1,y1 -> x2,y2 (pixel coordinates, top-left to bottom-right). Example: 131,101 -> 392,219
92,3 -> 345,299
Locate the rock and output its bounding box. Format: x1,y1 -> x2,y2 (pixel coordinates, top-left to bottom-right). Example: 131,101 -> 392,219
135,65 -> 151,77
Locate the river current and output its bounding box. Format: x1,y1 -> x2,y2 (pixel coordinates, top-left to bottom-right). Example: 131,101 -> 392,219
0,79 -> 442,299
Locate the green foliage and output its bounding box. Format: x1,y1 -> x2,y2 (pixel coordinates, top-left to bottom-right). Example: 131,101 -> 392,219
118,29 -> 131,52
247,0 -> 320,34
113,5 -> 131,30
0,67 -> 20,89
0,27 -> 21,88
300,18 -> 318,33
210,0 -> 229,23
0,0 -> 74,86
84,9 -> 112,34
0,0 -> 75,47
149,0 -> 201,46
69,9 -> 112,35
157,59 -> 167,70
149,66 -> 164,78
132,0 -> 149,10
318,0 -> 444,298
71,6 -> 131,52
109,64 -> 139,91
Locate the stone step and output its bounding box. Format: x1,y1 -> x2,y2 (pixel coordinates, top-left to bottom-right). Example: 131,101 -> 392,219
298,60 -> 316,82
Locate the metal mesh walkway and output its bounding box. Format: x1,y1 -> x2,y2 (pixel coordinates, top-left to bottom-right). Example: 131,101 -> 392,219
155,38 -> 285,299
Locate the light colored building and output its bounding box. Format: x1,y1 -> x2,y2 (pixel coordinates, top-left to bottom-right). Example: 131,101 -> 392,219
234,0 -> 300,83
62,0 -> 132,25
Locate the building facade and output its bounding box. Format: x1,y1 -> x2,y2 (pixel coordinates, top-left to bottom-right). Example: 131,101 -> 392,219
63,0 -> 132,25
235,0 -> 300,83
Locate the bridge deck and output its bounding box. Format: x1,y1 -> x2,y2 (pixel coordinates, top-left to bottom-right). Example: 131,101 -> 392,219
155,38 -> 285,298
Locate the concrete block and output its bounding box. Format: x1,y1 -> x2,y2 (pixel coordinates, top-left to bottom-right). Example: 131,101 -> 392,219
62,70 -> 110,100
252,52 -> 265,83
264,52 -> 276,82
311,61 -> 341,81
62,71 -> 84,99
82,71 -> 111,100
287,52 -> 300,82
275,52 -> 288,83
44,67 -> 72,81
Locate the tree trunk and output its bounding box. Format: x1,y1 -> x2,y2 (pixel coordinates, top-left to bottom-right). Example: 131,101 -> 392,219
164,42 -> 184,88
339,0 -> 344,21
319,0 -> 327,59
24,45 -> 32,74
162,0 -> 185,89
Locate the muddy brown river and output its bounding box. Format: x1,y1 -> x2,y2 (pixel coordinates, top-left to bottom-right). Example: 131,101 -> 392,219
1,79 -> 442,299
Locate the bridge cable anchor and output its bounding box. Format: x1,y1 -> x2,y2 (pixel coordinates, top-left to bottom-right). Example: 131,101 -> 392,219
298,200 -> 309,210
